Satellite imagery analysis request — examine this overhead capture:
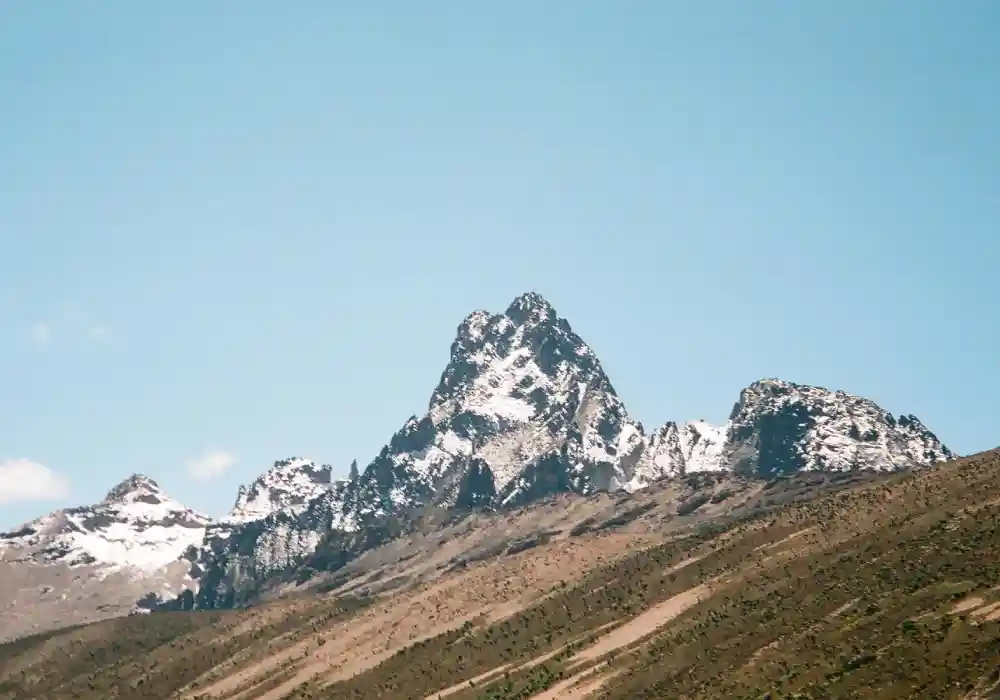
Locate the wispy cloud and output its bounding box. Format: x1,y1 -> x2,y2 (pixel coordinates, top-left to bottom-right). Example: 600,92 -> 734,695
0,459 -> 71,505
26,307 -> 112,348
184,450 -> 237,481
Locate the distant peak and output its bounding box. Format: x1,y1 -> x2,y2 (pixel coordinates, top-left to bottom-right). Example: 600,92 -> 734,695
272,457 -> 312,470
456,309 -> 496,343
452,293 -> 560,347
742,378 -> 870,401
749,377 -> 796,390
103,474 -> 163,503
504,291 -> 556,325
225,457 -> 333,524
263,458 -> 332,486
731,378 -> 836,420
740,378 -> 820,399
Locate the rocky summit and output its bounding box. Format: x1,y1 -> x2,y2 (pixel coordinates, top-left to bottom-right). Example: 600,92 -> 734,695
224,457 -> 335,525
721,378 -> 953,477
0,292 -> 955,635
348,291 -> 645,520
0,474 -> 209,575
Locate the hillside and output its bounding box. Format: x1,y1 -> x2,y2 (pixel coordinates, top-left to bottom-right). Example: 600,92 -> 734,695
2,448 -> 999,700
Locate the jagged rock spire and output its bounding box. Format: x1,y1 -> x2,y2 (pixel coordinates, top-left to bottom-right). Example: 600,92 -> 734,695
103,474 -> 163,503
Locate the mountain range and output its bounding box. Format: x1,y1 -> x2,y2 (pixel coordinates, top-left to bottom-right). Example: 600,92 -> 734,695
0,292 -> 954,639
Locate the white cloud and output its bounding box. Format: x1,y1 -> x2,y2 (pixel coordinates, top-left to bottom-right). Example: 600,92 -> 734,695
184,450 -> 236,481
25,310 -> 113,347
29,322 -> 51,346
0,459 -> 71,505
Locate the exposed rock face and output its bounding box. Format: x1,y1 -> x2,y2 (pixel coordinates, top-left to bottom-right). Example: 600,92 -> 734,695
224,457 -> 334,524
348,292 -> 647,519
633,379 -> 952,484
720,378 -> 953,478
182,458 -> 352,609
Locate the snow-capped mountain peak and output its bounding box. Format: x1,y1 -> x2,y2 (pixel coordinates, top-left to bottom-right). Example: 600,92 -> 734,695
504,290 -> 557,325
349,292 -> 642,520
628,378 -> 952,488
102,473 -> 168,505
224,457 -> 333,524
723,378 -> 953,476
0,475 -> 210,576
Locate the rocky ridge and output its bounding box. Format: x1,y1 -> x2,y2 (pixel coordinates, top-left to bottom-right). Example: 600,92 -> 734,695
179,292 -> 953,609
347,292 -> 646,522
0,292 -> 956,627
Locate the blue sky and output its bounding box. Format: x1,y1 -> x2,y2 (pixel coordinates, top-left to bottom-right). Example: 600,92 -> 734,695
1,2 -> 997,528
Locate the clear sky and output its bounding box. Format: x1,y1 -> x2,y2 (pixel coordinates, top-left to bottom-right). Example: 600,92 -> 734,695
1,2 -> 997,529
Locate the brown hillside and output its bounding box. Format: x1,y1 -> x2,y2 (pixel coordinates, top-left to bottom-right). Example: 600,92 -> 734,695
3,451 -> 1000,700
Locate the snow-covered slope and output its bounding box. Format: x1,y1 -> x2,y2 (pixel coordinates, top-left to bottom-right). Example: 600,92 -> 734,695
0,474 -> 210,576
0,475 -> 213,641
223,457 -> 334,524
628,420 -> 729,489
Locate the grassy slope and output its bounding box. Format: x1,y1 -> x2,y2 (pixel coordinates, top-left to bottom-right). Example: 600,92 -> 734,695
3,450 -> 1000,700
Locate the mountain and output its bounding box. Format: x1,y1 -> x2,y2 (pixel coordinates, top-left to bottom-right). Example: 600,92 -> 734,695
0,475 -> 210,641
343,292 -> 952,515
0,292 -> 957,630
180,293 -> 953,612
0,474 -> 209,575
348,291 -> 645,520
183,292 -> 650,607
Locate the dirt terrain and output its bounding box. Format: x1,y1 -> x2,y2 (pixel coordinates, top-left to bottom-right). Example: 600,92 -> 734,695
6,455 -> 1000,699
0,558 -> 193,643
